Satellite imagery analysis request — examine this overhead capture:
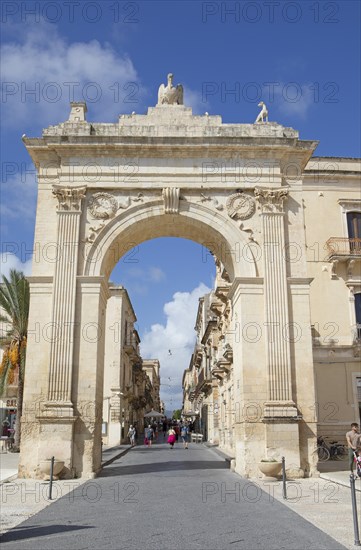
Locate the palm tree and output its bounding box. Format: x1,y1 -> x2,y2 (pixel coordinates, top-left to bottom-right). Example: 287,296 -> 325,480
0,269 -> 29,450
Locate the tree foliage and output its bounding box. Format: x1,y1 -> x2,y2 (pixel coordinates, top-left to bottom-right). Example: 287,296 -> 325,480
172,409 -> 182,420
0,269 -> 30,449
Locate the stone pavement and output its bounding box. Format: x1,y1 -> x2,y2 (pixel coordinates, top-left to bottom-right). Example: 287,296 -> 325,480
1,441 -> 359,549
0,444 -> 131,535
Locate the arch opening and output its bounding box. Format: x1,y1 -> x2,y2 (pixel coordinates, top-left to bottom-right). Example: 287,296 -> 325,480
83,201 -> 257,281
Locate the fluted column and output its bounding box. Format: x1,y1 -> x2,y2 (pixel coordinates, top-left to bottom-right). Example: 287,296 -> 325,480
47,185 -> 86,403
255,187 -> 297,417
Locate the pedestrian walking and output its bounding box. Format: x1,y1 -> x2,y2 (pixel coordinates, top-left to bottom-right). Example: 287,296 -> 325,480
146,425 -> 154,447
128,425 -> 136,447
346,422 -> 361,473
167,427 -> 176,449
181,423 -> 189,449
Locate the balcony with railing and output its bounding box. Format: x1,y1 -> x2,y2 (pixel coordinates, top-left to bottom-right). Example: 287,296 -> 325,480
326,238 -> 361,259
124,333 -> 141,360
188,383 -> 197,401
193,344 -> 203,368
196,368 -> 212,394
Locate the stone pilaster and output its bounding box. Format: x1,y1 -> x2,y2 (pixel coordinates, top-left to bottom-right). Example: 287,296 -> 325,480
255,187 -> 297,417
47,185 -> 86,404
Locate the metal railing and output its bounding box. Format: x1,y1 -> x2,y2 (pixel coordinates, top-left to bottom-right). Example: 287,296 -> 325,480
326,237 -> 361,257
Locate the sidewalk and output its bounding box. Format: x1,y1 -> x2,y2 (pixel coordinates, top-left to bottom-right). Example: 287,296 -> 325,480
206,446 -> 361,550
0,444 -> 131,535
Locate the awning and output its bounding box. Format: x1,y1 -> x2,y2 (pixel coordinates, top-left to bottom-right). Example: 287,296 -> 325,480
144,409 -> 164,418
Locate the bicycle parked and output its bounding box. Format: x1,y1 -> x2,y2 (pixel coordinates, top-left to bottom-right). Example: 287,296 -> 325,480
315,435 -> 347,462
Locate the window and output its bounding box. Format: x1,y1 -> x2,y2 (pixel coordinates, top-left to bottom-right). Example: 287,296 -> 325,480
346,212 -> 361,254
347,212 -> 361,239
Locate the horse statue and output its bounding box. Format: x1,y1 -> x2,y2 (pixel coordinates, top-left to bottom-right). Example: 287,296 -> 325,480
157,73 -> 184,105
255,101 -> 268,123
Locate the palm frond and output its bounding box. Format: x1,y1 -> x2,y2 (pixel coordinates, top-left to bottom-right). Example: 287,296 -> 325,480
0,270 -> 29,340
0,270 -> 29,398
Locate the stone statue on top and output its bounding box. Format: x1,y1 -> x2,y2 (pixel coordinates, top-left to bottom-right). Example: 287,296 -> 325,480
157,73 -> 184,105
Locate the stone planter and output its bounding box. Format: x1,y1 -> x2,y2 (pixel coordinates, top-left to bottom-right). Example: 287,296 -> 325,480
39,459 -> 65,480
258,461 -> 282,478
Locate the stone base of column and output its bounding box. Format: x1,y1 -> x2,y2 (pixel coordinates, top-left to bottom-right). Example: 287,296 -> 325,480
233,416 -> 306,479
264,419 -> 304,478
18,402 -> 77,479
36,402 -> 76,479
234,421 -> 264,478
263,400 -> 299,419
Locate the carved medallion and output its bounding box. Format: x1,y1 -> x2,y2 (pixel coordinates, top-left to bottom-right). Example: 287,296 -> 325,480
226,192 -> 255,220
88,192 -> 118,219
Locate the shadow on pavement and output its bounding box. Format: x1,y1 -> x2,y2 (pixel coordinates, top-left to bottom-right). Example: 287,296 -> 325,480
0,524 -> 93,543
100,460 -> 228,477
317,459 -> 348,473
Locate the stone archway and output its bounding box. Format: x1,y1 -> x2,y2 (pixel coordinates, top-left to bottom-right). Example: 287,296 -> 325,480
20,89 -> 319,479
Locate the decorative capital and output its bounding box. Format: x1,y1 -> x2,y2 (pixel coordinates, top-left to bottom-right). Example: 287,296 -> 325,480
254,186 -> 289,213
52,185 -> 86,212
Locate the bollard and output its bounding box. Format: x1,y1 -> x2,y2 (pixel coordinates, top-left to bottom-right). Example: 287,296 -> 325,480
282,456 -> 287,500
350,474 -> 361,546
48,456 -> 55,500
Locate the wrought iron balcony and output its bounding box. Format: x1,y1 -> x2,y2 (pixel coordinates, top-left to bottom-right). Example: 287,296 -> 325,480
326,238 -> 361,259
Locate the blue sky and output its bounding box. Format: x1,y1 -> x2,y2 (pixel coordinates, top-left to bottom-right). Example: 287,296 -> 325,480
1,0 -> 360,409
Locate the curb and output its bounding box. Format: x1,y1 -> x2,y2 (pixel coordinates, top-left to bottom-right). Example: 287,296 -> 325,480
319,472 -> 361,492
0,473 -> 18,485
101,445 -> 132,469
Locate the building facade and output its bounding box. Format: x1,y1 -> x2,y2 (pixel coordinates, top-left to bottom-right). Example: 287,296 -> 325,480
142,360 -> 161,413
19,75 -> 360,478
183,159 -> 361,465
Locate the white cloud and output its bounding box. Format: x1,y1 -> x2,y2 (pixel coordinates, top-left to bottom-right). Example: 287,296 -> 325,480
148,267 -> 166,283
1,20 -> 141,128
0,253 -> 32,279
272,82 -> 315,120
183,86 -> 210,115
123,266 -> 166,295
140,282 -> 211,410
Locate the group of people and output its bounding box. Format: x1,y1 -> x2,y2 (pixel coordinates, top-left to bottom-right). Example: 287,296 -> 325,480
167,422 -> 190,449
129,420 -> 361,471
127,418 -> 194,450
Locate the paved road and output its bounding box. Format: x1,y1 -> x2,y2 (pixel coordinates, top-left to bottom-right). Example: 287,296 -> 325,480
0,442 -> 347,550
